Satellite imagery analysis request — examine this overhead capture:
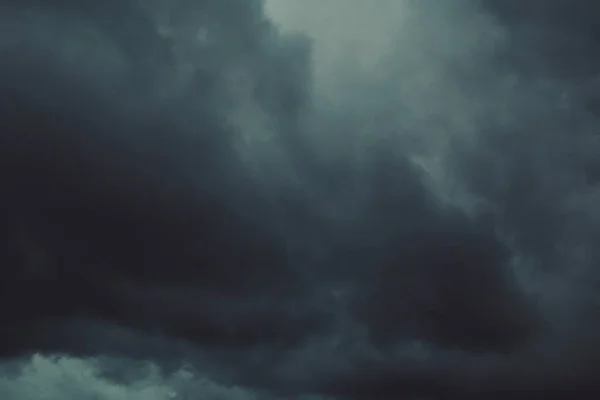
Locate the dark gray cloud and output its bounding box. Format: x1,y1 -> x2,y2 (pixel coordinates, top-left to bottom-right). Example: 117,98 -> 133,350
1,0 -> 600,399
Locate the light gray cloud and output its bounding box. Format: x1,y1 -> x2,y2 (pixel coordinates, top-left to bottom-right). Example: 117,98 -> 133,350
0,355 -> 273,400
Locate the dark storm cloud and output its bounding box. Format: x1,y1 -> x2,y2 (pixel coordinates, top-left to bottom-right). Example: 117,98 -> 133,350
298,0 -> 600,398
2,0 -> 600,399
0,0 -> 320,353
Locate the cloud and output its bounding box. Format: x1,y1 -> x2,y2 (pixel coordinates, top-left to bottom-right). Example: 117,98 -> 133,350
0,354 -> 275,400
2,0 -> 600,399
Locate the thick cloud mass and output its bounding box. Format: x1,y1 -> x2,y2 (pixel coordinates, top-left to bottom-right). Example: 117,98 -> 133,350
1,0 -> 600,398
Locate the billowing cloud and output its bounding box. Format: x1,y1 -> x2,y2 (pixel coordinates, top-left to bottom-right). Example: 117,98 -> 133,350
1,0 -> 600,398
0,354 -> 278,400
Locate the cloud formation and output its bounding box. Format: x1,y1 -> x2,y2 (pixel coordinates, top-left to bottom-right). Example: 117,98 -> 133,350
2,0 -> 600,398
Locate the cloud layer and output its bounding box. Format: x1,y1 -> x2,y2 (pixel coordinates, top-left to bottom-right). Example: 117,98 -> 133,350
2,0 -> 600,398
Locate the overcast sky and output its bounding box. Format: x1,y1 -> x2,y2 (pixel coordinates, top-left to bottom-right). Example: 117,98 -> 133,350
1,1 -> 600,399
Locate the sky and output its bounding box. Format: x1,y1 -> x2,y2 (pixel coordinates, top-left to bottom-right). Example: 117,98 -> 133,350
1,0 -> 600,399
